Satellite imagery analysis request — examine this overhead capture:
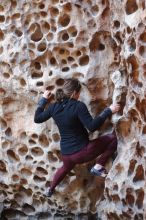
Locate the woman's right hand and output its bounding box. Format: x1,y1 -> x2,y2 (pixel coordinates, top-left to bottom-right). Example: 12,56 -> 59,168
43,90 -> 52,99
109,104 -> 120,114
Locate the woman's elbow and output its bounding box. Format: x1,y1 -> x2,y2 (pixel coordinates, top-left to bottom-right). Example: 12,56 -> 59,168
34,117 -> 41,123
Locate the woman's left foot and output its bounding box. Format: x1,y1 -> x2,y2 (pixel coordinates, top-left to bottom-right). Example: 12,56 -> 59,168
90,164 -> 107,177
47,189 -> 54,197
43,189 -> 54,198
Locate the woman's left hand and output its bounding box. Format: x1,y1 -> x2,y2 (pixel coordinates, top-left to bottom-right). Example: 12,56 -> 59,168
109,103 -> 121,113
43,90 -> 52,99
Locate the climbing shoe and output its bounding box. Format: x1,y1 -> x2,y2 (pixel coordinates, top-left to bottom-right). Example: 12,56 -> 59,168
43,189 -> 54,198
90,165 -> 107,178
46,189 -> 54,198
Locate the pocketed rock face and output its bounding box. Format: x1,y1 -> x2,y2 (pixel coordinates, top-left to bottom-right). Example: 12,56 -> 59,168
97,0 -> 146,220
0,0 -> 145,219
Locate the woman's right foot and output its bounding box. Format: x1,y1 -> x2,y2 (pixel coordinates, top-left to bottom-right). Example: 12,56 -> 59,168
90,164 -> 107,177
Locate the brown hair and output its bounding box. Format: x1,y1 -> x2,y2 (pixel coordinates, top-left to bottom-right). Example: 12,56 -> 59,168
55,78 -> 81,102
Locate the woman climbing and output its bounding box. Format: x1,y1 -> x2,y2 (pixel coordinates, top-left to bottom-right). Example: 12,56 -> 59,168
34,78 -> 120,197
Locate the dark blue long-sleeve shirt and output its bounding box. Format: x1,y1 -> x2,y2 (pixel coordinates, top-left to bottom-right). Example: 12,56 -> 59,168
34,97 -> 112,155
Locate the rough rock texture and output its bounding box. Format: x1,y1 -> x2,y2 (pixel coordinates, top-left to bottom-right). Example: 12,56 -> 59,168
97,1 -> 146,220
0,0 -> 146,219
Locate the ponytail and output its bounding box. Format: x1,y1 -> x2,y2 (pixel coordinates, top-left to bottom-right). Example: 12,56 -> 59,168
55,88 -> 66,102
55,78 -> 81,102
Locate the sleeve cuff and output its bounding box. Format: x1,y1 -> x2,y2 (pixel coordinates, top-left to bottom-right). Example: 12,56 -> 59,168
103,107 -> 112,117
38,97 -> 48,108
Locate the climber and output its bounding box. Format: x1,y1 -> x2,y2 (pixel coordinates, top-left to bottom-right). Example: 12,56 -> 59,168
34,78 -> 120,197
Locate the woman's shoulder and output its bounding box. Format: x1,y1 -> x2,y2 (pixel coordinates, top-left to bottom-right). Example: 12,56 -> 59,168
76,100 -> 87,110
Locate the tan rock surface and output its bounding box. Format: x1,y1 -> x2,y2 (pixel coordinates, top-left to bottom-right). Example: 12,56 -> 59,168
0,0 -> 145,219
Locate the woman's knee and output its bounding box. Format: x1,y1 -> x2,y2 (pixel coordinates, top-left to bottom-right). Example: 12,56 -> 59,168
56,164 -> 73,178
62,155 -> 75,171
62,162 -> 75,172
110,132 -> 118,143
113,135 -> 118,143
111,135 -> 118,151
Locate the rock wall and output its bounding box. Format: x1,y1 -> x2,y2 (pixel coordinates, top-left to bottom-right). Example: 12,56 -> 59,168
97,0 -> 146,220
0,0 -> 146,219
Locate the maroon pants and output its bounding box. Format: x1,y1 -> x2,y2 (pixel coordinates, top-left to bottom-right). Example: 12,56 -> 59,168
50,133 -> 117,191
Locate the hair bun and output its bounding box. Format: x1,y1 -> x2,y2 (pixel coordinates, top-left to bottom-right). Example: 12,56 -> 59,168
55,88 -> 65,102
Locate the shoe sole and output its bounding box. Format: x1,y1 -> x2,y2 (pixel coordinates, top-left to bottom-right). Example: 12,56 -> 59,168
90,168 -> 107,178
